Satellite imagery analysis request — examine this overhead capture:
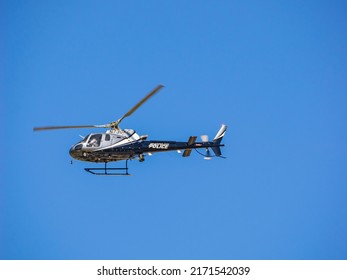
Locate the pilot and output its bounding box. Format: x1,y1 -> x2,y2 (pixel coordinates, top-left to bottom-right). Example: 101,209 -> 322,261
89,138 -> 97,147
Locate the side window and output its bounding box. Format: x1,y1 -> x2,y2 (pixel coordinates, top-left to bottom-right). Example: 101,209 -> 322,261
105,134 -> 110,141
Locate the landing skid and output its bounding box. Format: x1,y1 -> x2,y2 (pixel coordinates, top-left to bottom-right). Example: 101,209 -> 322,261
84,160 -> 131,176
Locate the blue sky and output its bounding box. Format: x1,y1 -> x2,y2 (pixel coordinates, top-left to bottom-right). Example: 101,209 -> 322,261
2,0 -> 347,259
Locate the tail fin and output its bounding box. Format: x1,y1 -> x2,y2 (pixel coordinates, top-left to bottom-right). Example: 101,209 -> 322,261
211,124 -> 227,156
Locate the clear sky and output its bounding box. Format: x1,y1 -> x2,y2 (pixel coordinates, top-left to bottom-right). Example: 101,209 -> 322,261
2,0 -> 347,260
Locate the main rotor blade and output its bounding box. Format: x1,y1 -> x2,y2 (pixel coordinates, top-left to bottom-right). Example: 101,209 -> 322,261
34,85 -> 165,132
113,84 -> 164,127
33,124 -> 106,131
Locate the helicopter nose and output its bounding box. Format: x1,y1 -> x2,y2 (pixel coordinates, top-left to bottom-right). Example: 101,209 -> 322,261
69,147 -> 77,158
70,144 -> 83,157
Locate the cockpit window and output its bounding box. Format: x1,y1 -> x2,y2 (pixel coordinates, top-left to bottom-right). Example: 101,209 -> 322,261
79,134 -> 90,144
105,134 -> 110,141
83,135 -> 90,142
87,134 -> 102,147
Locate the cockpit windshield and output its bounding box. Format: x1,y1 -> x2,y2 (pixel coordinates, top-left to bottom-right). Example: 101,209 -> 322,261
82,134 -> 90,143
77,134 -> 90,144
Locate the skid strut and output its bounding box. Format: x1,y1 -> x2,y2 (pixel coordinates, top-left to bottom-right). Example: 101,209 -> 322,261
84,160 -> 131,176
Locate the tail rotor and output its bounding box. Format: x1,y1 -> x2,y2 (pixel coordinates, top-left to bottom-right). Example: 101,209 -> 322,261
204,148 -> 212,160
200,135 -> 212,160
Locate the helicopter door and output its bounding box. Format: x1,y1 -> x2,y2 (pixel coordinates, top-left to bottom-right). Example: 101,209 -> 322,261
100,134 -> 111,147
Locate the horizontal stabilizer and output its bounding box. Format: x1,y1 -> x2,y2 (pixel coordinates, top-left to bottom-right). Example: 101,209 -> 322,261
183,136 -> 197,157
183,149 -> 192,157
187,136 -> 197,145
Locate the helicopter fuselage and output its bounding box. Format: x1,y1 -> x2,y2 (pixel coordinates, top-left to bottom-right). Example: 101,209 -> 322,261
69,129 -> 223,163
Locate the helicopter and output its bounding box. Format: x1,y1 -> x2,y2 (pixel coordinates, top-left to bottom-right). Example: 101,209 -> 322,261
33,85 -> 227,175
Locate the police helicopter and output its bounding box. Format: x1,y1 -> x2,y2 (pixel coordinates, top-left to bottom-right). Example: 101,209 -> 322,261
34,85 -> 227,175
